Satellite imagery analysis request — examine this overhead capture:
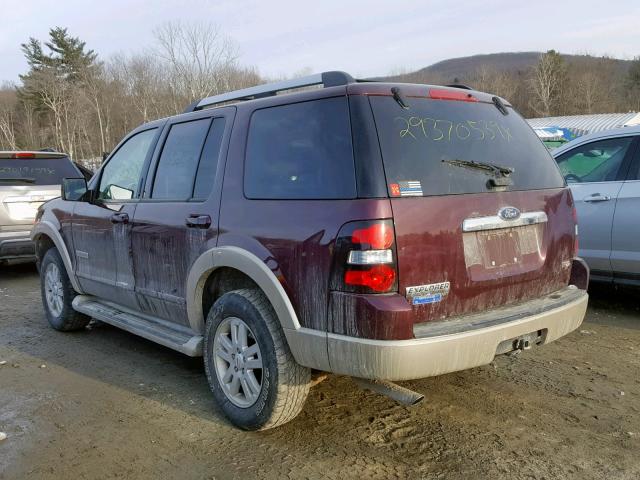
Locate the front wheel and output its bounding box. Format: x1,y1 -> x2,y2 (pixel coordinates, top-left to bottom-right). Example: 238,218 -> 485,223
204,289 -> 311,430
40,248 -> 90,331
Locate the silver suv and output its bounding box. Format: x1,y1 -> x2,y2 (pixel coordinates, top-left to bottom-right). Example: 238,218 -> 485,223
0,151 -> 81,263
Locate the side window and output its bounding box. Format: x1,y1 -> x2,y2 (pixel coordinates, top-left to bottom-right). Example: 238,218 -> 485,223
152,118 -> 211,200
193,118 -> 226,200
244,97 -> 356,199
99,128 -> 157,200
98,128 -> 156,200
556,137 -> 634,183
631,138 -> 640,180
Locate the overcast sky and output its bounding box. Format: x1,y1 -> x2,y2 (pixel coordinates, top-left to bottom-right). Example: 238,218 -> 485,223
1,0 -> 638,84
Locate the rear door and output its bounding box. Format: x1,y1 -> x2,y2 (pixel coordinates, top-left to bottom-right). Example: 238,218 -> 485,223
368,90 -> 574,322
72,127 -> 159,306
611,137 -> 640,278
131,109 -> 232,325
555,136 -> 637,277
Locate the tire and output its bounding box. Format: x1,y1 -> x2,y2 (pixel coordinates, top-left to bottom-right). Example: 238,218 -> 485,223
204,288 -> 311,430
40,248 -> 90,331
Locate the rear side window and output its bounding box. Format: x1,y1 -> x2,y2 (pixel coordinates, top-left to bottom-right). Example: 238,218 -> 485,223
0,157 -> 79,186
555,137 -> 634,183
193,118 -> 226,200
369,96 -> 564,196
152,118 -> 211,200
244,97 -> 356,199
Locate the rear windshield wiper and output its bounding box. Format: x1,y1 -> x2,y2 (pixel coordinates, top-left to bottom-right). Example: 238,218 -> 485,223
441,158 -> 514,177
391,87 -> 409,110
442,159 -> 514,189
0,177 -> 36,184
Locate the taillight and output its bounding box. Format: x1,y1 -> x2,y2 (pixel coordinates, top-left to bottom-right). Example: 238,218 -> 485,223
12,152 -> 35,159
330,219 -> 398,294
351,223 -> 394,250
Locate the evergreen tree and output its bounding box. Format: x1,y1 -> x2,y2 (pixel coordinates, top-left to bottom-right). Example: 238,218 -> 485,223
21,27 -> 97,82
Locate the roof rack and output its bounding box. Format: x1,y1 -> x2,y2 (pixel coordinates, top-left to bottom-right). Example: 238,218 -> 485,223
184,71 -> 355,113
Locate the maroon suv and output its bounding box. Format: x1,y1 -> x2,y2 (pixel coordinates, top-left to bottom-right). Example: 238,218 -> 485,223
32,71 -> 589,430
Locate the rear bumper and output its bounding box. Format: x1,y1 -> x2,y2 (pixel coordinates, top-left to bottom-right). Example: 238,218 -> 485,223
289,287 -> 588,381
0,230 -> 35,260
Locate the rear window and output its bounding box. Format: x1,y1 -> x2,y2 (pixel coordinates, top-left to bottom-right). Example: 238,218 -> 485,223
0,157 -> 80,186
244,97 -> 356,199
369,96 -> 564,196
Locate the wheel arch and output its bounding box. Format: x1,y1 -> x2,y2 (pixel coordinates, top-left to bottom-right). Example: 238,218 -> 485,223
31,221 -> 84,293
186,246 -> 301,335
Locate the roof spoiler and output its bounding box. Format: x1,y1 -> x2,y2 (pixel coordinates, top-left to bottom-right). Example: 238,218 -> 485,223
0,151 -> 67,159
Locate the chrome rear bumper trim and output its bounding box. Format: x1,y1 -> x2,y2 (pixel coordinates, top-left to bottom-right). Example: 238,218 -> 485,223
462,211 -> 548,232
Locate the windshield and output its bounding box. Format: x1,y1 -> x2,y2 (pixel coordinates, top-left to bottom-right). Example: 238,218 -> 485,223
369,96 -> 564,196
0,157 -> 80,185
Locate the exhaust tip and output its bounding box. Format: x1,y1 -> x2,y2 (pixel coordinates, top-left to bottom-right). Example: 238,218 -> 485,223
354,378 -> 424,407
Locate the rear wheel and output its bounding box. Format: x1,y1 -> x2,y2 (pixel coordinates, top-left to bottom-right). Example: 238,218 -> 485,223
204,289 -> 311,430
40,248 -> 90,331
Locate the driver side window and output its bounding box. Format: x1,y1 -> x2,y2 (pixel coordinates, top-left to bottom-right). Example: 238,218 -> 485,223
556,137 -> 633,183
98,128 -> 157,200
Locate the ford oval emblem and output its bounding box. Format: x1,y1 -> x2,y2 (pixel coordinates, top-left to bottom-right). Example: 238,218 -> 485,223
498,206 -> 521,221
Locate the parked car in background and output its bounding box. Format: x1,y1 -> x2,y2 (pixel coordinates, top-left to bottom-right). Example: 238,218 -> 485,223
32,72 -> 588,430
0,151 -> 80,264
553,126 -> 640,285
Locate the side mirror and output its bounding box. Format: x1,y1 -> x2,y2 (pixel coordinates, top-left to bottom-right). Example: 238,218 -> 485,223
61,177 -> 88,201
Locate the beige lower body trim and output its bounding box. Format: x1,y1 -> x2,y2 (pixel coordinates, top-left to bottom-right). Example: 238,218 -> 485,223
289,291 -> 588,381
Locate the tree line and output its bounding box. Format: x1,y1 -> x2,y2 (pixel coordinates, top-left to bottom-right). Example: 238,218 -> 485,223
0,25 -> 639,164
393,50 -> 640,119
0,23 -> 260,163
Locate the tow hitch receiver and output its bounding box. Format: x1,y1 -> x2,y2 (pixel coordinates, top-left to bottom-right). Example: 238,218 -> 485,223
496,330 -> 546,356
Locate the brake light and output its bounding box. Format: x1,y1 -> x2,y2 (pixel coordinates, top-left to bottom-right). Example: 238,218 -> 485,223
330,219 -> 398,294
345,265 -> 396,292
428,89 -> 478,102
12,152 -> 35,159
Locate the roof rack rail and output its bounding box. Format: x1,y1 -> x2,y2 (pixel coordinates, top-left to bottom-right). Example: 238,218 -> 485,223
184,71 -> 354,113
446,84 -> 473,90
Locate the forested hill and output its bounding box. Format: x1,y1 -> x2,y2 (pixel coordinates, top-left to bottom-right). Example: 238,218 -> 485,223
378,52 -> 638,118
380,52 -> 632,83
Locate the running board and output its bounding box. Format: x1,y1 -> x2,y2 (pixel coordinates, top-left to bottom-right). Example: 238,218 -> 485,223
72,295 -> 203,356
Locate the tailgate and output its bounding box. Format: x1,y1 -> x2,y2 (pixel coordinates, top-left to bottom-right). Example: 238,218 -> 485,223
365,88 -> 573,323
0,186 -> 59,226
392,188 -> 575,321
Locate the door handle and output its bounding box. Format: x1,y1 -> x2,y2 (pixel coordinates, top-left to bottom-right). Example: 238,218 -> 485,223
186,214 -> 212,229
584,194 -> 611,203
110,212 -> 129,224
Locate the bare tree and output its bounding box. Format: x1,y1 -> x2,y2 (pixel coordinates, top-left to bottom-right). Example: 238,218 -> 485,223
0,87 -> 18,149
470,65 -> 518,101
153,21 -> 239,104
530,50 -> 567,117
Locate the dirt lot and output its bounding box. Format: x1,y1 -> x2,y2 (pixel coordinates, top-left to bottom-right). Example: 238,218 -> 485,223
0,263 -> 639,479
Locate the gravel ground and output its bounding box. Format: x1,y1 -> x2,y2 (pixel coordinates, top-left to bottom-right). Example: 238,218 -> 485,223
1,262 -> 639,479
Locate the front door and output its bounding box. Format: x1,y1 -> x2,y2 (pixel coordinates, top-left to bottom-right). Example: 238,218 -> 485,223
131,111 -> 232,325
611,138 -> 640,277
72,127 -> 159,307
555,135 -> 637,278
